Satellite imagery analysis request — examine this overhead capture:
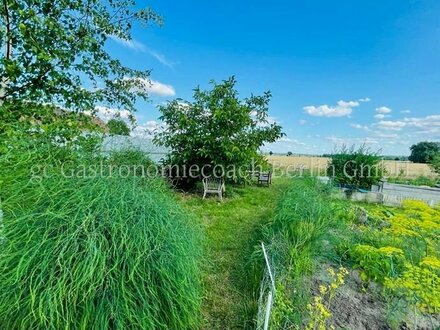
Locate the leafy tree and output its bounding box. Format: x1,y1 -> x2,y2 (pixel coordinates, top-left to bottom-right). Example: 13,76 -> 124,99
287,151 -> 293,156
328,145 -> 384,190
155,77 -> 284,188
108,118 -> 130,136
408,142 -> 440,163
0,101 -> 103,155
0,0 -> 161,112
269,151 -> 273,156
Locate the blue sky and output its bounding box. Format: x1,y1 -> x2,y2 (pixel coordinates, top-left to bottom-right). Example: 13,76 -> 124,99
103,0 -> 440,156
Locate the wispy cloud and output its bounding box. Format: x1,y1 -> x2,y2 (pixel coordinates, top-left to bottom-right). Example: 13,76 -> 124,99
303,100 -> 359,117
358,97 -> 371,102
350,123 -> 370,131
109,35 -> 175,68
147,49 -> 175,69
108,35 -> 147,52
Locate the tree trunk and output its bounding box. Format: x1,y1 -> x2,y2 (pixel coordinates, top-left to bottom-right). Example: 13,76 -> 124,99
0,0 -> 12,103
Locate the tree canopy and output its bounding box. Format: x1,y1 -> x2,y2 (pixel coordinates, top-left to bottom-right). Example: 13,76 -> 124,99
108,118 -> 130,136
1,0 -> 160,112
155,77 -> 284,186
408,141 -> 440,163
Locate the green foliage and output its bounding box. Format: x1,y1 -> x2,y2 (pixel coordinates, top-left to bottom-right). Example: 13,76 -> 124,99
429,154 -> 440,176
349,245 -> 406,282
262,178 -> 338,327
408,141 -> 440,163
0,0 -> 161,111
0,101 -> 103,155
387,175 -> 438,187
328,144 -> 384,189
0,150 -> 202,329
107,118 -> 131,136
385,262 -> 440,313
339,200 -> 440,316
155,77 -> 284,187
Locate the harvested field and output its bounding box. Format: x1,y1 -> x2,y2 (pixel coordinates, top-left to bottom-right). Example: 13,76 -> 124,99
267,155 -> 436,179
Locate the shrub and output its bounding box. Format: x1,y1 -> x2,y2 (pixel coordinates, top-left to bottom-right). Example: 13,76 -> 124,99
328,144 -> 384,190
155,77 -> 284,188
0,151 -> 202,329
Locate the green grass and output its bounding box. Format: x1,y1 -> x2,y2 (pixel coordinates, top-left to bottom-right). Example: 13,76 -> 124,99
179,179 -> 291,329
0,150 -> 202,329
261,178 -> 345,327
387,175 -> 439,187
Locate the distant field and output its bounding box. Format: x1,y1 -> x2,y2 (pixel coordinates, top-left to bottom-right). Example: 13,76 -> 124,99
266,155 -> 436,179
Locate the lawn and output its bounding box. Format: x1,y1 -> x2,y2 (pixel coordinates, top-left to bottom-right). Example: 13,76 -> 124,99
179,179 -> 291,329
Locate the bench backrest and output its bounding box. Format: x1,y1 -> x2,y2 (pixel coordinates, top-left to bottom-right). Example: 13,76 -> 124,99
258,172 -> 271,181
203,177 -> 224,190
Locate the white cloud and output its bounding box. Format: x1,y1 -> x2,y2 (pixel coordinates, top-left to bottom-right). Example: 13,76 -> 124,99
92,106 -> 132,123
144,79 -> 176,97
375,120 -> 406,131
127,78 -> 176,97
325,136 -> 379,145
374,113 -> 388,120
376,106 -> 392,114
108,35 -> 146,52
374,115 -> 440,136
262,136 -> 307,154
109,35 -> 174,68
299,119 -> 307,125
303,100 -> 360,117
358,97 -> 371,102
350,123 -> 370,131
131,120 -> 165,138
147,49 -> 175,69
373,131 -> 399,139
401,110 -> 411,114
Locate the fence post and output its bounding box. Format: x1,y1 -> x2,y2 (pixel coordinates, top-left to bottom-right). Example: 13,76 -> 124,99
260,242 -> 276,330
263,290 -> 273,330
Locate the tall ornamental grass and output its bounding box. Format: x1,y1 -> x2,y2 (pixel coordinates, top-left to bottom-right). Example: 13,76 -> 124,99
0,149 -> 201,329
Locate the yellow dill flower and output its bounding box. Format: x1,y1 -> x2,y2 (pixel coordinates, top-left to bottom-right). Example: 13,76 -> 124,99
377,246 -> 404,256
421,256 -> 440,271
383,226 -> 419,237
402,200 -> 434,213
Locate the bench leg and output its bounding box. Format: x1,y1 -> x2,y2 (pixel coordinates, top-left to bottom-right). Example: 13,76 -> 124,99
203,191 -> 206,199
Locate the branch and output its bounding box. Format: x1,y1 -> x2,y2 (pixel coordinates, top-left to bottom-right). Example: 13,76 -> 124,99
3,0 -> 12,61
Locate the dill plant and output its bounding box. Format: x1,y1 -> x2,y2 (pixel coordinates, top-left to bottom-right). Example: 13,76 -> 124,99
261,178 -> 338,327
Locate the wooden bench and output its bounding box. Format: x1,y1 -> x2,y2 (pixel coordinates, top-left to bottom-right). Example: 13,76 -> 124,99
202,177 -> 225,200
257,171 -> 272,186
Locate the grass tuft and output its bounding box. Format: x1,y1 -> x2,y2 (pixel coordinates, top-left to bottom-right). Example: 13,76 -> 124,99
0,149 -> 202,329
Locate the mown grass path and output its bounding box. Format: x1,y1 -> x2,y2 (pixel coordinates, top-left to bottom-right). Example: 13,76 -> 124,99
180,179 -> 290,329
